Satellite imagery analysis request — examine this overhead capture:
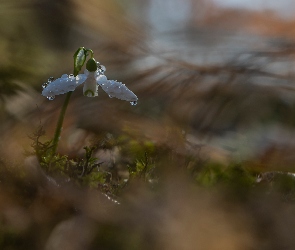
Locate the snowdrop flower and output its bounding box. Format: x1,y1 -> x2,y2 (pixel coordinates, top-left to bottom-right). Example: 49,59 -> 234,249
42,58 -> 138,105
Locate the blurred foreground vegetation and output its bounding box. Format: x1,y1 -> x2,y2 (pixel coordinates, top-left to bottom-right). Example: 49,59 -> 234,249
1,0 -> 295,249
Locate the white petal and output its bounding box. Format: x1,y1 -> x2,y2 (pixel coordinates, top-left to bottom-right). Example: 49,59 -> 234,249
99,79 -> 138,101
83,72 -> 98,97
76,73 -> 88,84
95,75 -> 108,86
42,74 -> 86,97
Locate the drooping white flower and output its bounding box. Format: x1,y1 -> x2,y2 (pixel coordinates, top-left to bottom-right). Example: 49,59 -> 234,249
42,61 -> 138,104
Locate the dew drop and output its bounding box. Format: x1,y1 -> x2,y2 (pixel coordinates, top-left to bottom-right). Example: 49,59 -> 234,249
130,101 -> 137,106
47,77 -> 55,83
109,95 -> 113,98
69,74 -> 74,77
42,82 -> 48,89
98,65 -> 106,73
47,96 -> 55,101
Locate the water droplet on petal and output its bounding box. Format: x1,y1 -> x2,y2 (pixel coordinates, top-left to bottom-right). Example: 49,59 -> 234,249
98,65 -> 106,73
109,95 -> 113,98
69,74 -> 74,77
42,82 -> 48,89
130,101 -> 137,106
47,77 -> 55,83
47,96 -> 55,100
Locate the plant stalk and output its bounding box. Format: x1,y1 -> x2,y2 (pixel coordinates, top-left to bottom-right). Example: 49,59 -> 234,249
50,91 -> 73,157
49,47 -> 88,158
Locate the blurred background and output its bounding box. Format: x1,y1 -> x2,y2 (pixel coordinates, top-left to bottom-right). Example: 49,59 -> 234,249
2,0 -> 295,165
1,0 -> 295,249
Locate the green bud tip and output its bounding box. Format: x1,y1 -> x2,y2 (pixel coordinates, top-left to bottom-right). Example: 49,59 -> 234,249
86,58 -> 98,72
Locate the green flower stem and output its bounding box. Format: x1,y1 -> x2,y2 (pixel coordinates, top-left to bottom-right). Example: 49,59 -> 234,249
86,49 -> 94,58
50,91 -> 73,157
49,46 -> 91,158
